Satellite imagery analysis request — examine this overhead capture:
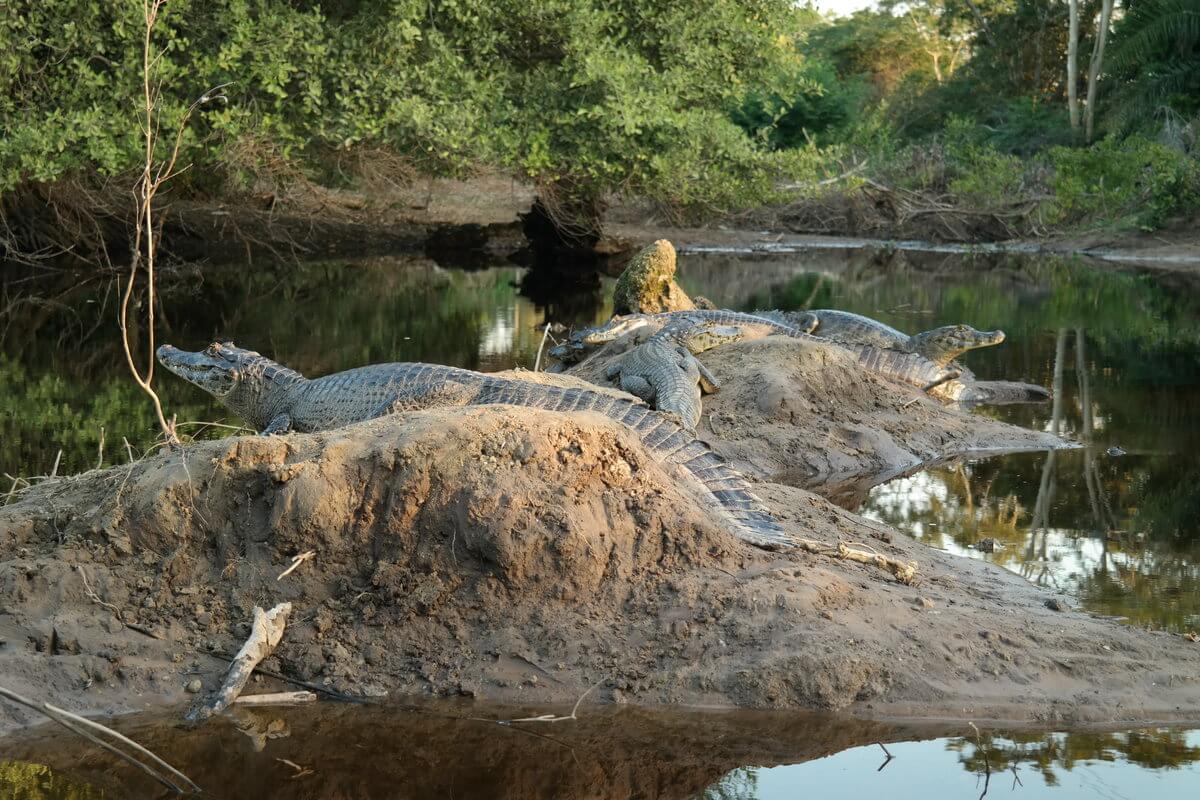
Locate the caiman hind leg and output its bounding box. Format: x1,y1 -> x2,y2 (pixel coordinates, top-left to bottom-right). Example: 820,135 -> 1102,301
696,361 -> 721,395
260,413 -> 292,435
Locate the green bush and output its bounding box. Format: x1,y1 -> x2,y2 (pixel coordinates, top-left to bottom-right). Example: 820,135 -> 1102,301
1047,136 -> 1200,228
1,0 -> 807,247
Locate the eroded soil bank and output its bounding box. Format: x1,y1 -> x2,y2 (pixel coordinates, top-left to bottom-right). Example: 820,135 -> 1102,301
1,344 -> 1197,737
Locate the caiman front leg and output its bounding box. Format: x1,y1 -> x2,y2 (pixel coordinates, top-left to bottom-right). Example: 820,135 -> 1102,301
261,413 -> 292,435
695,360 -> 721,395
605,361 -> 656,403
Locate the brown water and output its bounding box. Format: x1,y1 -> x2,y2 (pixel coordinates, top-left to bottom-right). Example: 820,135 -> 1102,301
2,702 -> 1199,799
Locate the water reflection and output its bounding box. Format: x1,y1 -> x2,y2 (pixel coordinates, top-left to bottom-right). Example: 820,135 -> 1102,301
739,728 -> 1200,799
862,451 -> 1200,632
2,704 -> 1198,799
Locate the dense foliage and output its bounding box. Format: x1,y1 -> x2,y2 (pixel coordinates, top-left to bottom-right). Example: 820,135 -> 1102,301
0,0 -> 815,244
1,0 -> 1198,249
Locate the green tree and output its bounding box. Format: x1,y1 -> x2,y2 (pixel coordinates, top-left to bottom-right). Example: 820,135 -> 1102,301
1107,0 -> 1200,130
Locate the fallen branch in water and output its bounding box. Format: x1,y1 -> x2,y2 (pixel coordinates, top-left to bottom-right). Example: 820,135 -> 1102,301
795,538 -> 919,585
0,685 -> 200,795
187,602 -> 291,724
206,651 -> 367,702
484,679 -> 605,725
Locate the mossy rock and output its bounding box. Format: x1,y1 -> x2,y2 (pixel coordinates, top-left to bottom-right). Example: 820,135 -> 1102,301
612,240 -> 697,315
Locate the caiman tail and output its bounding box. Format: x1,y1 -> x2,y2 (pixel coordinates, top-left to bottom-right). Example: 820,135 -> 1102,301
952,380 -> 1052,405
473,377 -> 793,550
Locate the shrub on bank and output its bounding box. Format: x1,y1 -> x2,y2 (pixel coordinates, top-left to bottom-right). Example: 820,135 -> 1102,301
1046,136 -> 1200,229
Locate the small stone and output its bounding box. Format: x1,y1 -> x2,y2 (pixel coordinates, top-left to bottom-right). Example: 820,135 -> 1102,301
363,645 -> 384,667
185,679 -> 202,694
196,612 -> 213,628
1045,598 -> 1070,612
914,597 -> 935,609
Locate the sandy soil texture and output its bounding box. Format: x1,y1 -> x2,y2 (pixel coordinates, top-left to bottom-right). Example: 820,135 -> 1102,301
1,346 -> 1197,736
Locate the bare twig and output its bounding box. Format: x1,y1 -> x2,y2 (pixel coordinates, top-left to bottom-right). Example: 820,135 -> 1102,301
876,741 -> 895,771
496,679 -> 604,724
276,550 -> 315,581
76,565 -> 122,620
793,538 -> 919,584
120,1 -> 227,445
969,721 -> 991,800
276,758 -> 314,779
533,322 -> 552,372
49,449 -> 62,479
96,426 -> 106,470
234,691 -> 316,707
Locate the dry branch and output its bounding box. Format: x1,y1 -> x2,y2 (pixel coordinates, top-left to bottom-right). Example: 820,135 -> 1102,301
187,602 -> 291,724
795,538 -> 919,585
276,550 -> 315,581
234,691 -> 317,707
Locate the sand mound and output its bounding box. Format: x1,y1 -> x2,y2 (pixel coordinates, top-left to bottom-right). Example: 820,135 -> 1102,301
2,394 -> 1199,733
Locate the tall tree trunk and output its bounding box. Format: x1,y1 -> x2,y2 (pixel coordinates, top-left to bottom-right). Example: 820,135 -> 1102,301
962,0 -> 996,46
1068,0 -> 1080,130
1085,0 -> 1115,141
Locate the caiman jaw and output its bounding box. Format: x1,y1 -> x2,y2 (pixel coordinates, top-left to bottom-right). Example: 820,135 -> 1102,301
156,343 -> 240,398
582,316 -> 650,345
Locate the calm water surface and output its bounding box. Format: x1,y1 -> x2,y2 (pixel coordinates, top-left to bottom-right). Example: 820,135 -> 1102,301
2,703 -> 1199,799
3,245 -> 1199,795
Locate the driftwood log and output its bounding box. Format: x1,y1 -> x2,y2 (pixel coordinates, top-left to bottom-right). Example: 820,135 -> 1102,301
186,602 -> 291,724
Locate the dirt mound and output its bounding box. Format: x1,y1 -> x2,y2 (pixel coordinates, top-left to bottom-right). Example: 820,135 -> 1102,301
2,392 -> 1199,734
567,333 -> 1063,500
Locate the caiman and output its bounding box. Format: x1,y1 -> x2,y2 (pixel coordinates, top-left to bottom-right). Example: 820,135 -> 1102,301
157,343 -> 795,551
582,310 -> 819,347
761,309 -> 1050,404
567,309 -> 961,394
548,310 -> 818,368
603,323 -> 742,429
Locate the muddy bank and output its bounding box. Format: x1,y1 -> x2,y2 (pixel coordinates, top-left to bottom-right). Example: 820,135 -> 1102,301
2,346 -> 1199,734
566,334 -> 1064,499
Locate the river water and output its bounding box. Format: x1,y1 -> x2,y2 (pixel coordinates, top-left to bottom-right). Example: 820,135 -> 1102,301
2,244 -> 1199,796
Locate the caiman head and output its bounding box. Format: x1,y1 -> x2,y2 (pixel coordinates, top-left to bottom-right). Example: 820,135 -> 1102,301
580,315 -> 653,345
910,325 -> 1005,366
679,323 -> 742,354
157,342 -> 304,427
